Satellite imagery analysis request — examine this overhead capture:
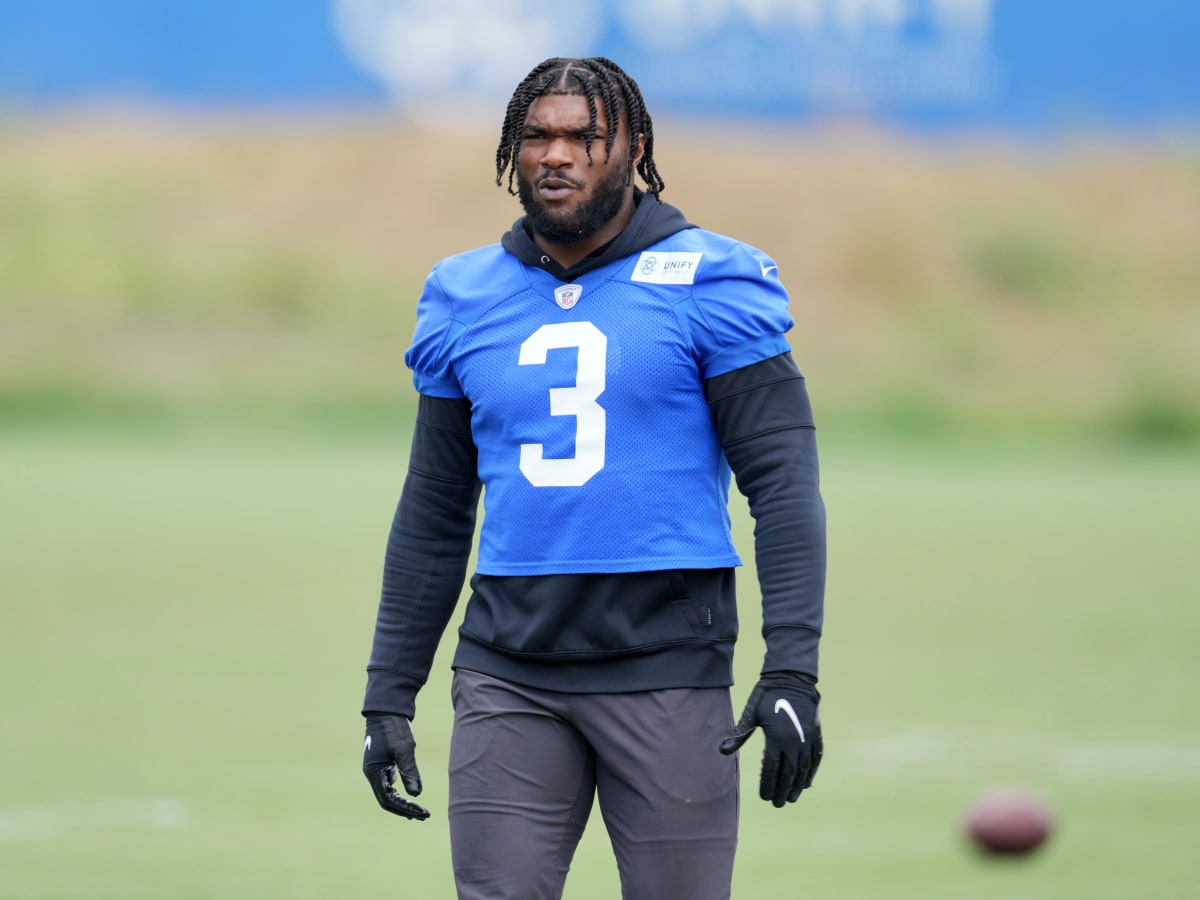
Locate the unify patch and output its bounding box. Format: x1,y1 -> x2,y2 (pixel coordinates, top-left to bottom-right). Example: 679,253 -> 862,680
630,251 -> 703,285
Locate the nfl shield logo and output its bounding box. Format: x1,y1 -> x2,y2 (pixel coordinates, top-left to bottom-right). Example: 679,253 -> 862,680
554,284 -> 583,310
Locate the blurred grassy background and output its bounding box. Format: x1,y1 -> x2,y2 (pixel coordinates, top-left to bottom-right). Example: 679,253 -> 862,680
2,112 -> 1198,440
2,111 -> 1199,898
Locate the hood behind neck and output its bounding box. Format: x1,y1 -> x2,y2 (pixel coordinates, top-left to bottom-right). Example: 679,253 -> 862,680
501,191 -> 695,282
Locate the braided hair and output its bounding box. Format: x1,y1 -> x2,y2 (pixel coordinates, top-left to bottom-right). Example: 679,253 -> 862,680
495,57 -> 666,201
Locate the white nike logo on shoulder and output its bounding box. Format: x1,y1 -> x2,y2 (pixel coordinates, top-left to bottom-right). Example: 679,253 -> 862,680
760,262 -> 778,278
774,699 -> 806,742
364,735 -> 372,752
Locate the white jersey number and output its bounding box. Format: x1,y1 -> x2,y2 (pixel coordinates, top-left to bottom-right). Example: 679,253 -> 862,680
518,321 -> 607,487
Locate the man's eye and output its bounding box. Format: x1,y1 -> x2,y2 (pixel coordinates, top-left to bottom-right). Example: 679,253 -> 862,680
523,134 -> 591,143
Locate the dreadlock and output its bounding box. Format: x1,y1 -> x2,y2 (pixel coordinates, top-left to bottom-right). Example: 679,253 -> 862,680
495,57 -> 666,201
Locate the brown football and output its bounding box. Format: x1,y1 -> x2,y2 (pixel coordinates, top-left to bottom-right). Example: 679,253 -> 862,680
965,788 -> 1053,856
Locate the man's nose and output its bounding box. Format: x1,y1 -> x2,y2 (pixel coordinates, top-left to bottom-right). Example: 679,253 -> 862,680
539,136 -> 575,168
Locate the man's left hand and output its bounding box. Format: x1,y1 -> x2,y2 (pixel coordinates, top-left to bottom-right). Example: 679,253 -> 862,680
720,673 -> 822,807
363,714 -> 431,820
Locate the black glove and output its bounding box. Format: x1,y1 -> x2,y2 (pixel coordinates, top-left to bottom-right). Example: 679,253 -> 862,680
363,714 -> 430,820
720,673 -> 822,807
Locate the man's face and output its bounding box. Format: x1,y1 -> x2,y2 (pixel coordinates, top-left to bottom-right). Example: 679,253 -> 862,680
516,93 -> 641,247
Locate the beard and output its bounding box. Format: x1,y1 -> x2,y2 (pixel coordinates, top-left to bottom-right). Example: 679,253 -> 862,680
517,162 -> 631,246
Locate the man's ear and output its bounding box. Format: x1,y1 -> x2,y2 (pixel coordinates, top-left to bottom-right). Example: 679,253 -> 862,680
633,133 -> 646,166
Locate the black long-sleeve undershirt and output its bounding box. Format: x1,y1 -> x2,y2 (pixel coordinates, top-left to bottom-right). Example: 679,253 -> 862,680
363,396 -> 480,718
705,352 -> 826,677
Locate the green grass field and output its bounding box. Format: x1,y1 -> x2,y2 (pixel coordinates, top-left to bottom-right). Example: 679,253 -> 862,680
3,112 -> 1198,897
3,422 -> 1197,899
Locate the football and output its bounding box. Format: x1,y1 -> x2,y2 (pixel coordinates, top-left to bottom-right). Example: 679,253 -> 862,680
964,787 -> 1053,856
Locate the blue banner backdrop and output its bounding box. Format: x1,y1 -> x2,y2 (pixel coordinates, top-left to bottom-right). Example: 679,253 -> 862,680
1,0 -> 1197,131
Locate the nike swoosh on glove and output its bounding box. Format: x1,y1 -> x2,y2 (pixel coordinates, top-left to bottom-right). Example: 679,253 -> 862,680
363,714 -> 430,820
720,673 -> 823,807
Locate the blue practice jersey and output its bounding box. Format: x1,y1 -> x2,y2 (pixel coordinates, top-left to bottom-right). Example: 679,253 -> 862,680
405,227 -> 794,575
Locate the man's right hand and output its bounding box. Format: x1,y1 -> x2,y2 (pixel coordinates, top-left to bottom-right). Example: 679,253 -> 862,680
363,714 -> 431,820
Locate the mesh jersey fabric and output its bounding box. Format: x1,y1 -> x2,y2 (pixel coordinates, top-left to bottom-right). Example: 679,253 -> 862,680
404,227 -> 794,575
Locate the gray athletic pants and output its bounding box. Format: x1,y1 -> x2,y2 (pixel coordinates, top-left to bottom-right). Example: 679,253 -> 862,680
448,669 -> 740,900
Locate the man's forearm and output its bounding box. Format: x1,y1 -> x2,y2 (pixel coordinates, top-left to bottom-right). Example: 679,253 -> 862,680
363,396 -> 481,718
707,353 -> 826,679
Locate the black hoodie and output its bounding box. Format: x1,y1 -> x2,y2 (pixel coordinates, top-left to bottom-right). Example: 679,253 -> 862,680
363,196 -> 825,719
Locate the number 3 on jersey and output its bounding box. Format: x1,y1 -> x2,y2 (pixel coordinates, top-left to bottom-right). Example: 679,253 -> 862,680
518,321 -> 607,487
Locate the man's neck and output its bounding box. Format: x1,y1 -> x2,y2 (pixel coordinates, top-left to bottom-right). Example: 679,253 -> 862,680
531,194 -> 638,270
